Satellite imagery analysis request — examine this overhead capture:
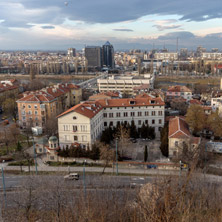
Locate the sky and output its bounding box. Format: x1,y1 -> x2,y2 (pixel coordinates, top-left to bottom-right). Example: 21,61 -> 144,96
0,0 -> 222,51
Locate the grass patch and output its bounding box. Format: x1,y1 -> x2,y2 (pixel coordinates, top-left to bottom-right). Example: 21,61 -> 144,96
0,140 -> 33,156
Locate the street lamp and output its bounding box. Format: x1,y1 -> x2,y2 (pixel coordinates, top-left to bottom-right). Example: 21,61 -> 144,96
1,165 -> 7,207
83,160 -> 86,199
33,138 -> 38,175
116,138 -> 118,176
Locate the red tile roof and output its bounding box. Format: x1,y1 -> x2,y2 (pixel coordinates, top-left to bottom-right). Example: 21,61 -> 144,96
168,85 -> 192,93
97,97 -> 165,108
189,99 -> 202,105
169,116 -> 191,139
57,101 -> 103,119
58,96 -> 165,119
17,92 -> 55,102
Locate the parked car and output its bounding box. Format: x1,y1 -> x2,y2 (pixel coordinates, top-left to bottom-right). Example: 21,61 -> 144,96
64,173 -> 79,180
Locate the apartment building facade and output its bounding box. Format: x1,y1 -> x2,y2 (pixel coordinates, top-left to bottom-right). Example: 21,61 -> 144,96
97,75 -> 155,95
57,95 -> 165,149
166,85 -> 192,101
17,92 -> 57,128
17,83 -> 82,129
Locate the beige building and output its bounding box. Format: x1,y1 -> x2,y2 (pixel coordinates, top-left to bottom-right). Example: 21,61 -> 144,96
17,83 -> 82,129
168,117 -> 200,158
58,95 -> 165,149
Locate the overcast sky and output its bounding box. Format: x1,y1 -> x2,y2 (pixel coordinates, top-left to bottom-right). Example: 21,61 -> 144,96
1,0 -> 222,51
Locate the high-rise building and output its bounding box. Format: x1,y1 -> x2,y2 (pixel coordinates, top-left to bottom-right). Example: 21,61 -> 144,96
102,41 -> 114,68
85,46 -> 102,68
67,48 -> 76,57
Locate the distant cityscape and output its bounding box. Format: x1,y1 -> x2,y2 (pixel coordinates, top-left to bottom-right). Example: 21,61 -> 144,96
0,43 -> 222,77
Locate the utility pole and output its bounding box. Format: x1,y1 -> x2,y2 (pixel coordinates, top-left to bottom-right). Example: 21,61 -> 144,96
1,167 -> 7,208
33,138 -> 38,175
83,160 -> 86,199
116,139 -> 118,176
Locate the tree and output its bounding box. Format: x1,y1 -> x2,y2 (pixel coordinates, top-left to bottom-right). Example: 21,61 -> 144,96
9,123 -> 20,144
144,145 -> 148,162
160,123 -> 169,157
207,111 -> 222,138
115,125 -> 130,157
44,116 -> 58,138
2,98 -> 17,120
186,105 -> 206,135
90,143 -> 100,160
99,142 -> 115,174
17,141 -> 23,152
130,120 -> 138,139
170,100 -> 188,115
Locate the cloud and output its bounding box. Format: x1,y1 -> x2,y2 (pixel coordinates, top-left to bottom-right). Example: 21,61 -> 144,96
153,24 -> 182,31
0,0 -> 222,30
41,25 -> 55,29
113,28 -> 133,32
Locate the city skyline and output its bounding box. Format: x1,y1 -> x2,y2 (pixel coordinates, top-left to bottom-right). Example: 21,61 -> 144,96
0,0 -> 222,50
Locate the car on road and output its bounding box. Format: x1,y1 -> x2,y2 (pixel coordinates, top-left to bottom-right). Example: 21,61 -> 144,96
3,120 -> 9,125
1,115 -> 7,120
64,173 -> 79,180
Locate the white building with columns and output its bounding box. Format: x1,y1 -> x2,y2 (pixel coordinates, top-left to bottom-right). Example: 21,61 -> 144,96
57,94 -> 165,149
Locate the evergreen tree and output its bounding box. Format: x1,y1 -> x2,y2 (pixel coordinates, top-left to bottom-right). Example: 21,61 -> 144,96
16,141 -> 22,152
160,123 -> 169,157
144,145 -> 148,162
140,123 -> 147,139
130,120 -> 138,139
90,144 -> 100,160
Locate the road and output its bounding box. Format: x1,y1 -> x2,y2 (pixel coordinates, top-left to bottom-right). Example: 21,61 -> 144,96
0,174 -> 154,190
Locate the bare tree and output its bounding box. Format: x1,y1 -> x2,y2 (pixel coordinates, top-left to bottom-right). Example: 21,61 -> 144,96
99,142 -> 115,174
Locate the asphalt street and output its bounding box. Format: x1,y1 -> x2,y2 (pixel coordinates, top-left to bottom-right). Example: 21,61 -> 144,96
0,174 -> 154,190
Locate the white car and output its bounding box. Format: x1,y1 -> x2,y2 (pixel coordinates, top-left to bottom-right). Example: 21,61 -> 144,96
64,173 -> 79,180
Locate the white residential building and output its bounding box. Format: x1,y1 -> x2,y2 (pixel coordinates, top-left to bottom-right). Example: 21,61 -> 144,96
154,52 -> 178,60
97,74 -> 155,95
57,95 -> 165,149
201,52 -> 222,60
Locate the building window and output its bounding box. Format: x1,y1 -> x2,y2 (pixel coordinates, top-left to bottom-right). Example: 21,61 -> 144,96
28,111 -> 32,115
109,113 -> 113,118
152,111 -> 155,116
152,119 -> 155,124
103,113 -> 107,118
22,105 -> 25,109
28,105 -> 31,109
159,119 -> 162,124
63,125 -> 69,131
124,112 -> 128,117
130,112 -> 135,117
145,111 -> 149,116
64,135 -> 70,141
22,111 -> 25,115
138,112 -> 142,117
110,121 -> 113,126
34,105 -> 38,109
158,111 -> 163,116
138,120 -> 142,125
73,116 -> 77,120
116,113 -> 121,117
22,116 -> 26,120
104,122 -> 107,127
175,141 -> 178,146
145,120 -> 148,125
74,136 -> 78,141
35,111 -> 38,115
73,125 -> 78,132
